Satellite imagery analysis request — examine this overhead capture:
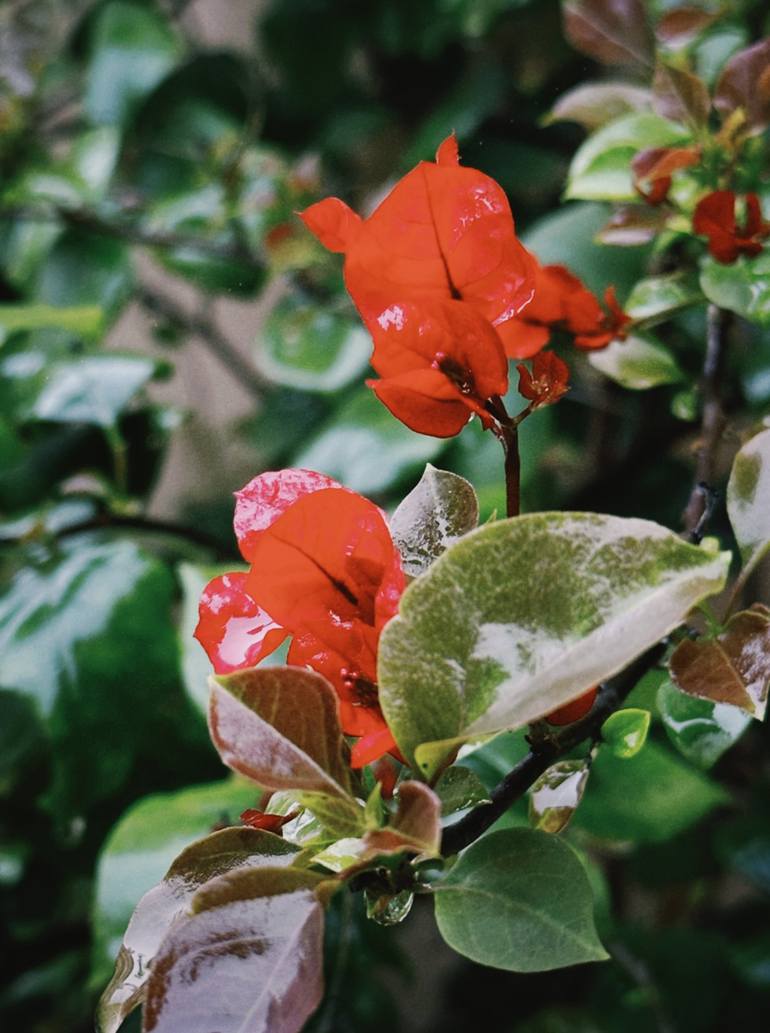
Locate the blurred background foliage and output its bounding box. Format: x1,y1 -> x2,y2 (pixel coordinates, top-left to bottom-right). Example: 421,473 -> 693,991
1,0 -> 770,1030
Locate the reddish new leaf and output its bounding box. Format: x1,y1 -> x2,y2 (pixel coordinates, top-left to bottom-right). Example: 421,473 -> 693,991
655,6 -> 720,50
632,145 -> 701,205
563,0 -> 654,68
653,62 -> 711,128
669,608 -> 770,719
714,38 -> 770,133
547,81 -> 652,131
596,204 -> 669,245
365,781 -> 442,855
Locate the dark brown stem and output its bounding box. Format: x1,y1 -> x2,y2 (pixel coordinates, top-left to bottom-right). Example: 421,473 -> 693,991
502,424 -> 521,518
682,304 -> 730,539
56,512 -> 236,560
440,643 -> 664,856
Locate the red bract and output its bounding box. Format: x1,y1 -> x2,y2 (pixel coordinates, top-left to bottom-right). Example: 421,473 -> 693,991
517,351 -> 570,408
498,262 -> 629,357
631,145 -> 700,206
240,808 -> 298,833
195,469 -> 406,765
366,298 -> 509,437
299,133 -> 535,335
693,190 -> 770,263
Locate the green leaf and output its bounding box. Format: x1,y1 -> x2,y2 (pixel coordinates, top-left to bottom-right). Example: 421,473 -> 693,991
294,387 -> 446,496
433,828 -> 608,971
69,127 -> 121,200
97,826 -> 298,1033
434,766 -> 490,817
601,707 -> 650,758
31,355 -> 157,428
588,333 -> 684,390
85,0 -> 181,126
143,866 -> 328,1033
91,777 -> 260,990
700,253 -> 770,327
657,679 -> 750,769
378,512 -> 730,775
528,760 -> 590,834
727,427 -> 770,578
211,667 -> 354,798
257,296 -> 370,393
389,464 -> 479,577
624,272 -> 703,322
0,304 -> 103,342
34,231 -> 133,316
566,113 -> 689,202
0,539 -> 198,818
573,739 -> 727,842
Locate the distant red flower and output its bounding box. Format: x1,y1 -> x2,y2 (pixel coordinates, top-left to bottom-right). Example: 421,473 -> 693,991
366,298 -> 509,437
516,351 -> 570,408
195,469 -> 406,765
693,190 -> 770,263
498,262 -> 630,357
299,133 -> 535,337
631,145 -> 700,206
241,808 -> 298,833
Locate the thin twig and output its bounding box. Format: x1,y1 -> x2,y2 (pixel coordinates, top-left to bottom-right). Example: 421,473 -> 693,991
440,643 -> 665,856
683,305 -> 730,537
56,512 -> 236,560
139,285 -> 266,401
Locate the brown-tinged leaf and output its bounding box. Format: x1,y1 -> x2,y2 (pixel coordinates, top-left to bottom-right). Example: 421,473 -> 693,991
669,609 -> 770,719
596,204 -> 669,244
562,0 -> 654,68
529,760 -> 591,834
209,666 -> 353,798
365,781 -> 442,856
714,38 -> 770,133
547,81 -> 652,131
655,6 -> 721,50
434,765 -> 491,816
653,62 -> 711,127
143,866 -> 329,1033
97,828 -> 298,1033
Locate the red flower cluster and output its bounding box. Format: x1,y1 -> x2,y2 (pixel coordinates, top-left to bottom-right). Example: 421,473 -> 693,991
195,469 -> 405,766
501,260 -> 631,358
300,134 -> 535,436
693,190 -> 770,263
631,146 -> 700,206
517,351 -> 570,409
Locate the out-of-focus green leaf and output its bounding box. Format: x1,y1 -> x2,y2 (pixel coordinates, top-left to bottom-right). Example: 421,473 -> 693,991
657,679 -> 751,769
434,828 -> 608,970
588,334 -> 684,389
70,127 -> 121,200
727,427 -> 770,578
31,355 -> 157,428
573,739 -> 727,842
0,304 -> 103,342
257,296 -> 370,393
0,688 -> 44,789
716,816 -> 770,894
700,253 -> 770,327
34,231 -> 133,315
85,0 -> 181,126
295,387 -> 447,496
624,272 -> 703,322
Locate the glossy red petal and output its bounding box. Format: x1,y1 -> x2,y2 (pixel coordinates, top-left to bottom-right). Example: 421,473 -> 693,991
496,318 -> 551,359
298,197 -> 362,253
194,572 -> 288,674
435,132 -> 460,166
350,726 -> 399,768
369,371 -> 473,437
234,468 -> 342,562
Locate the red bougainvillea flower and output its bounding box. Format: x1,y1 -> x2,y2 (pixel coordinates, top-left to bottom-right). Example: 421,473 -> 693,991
516,351 -> 570,409
365,297 -> 509,437
195,469 -> 406,766
546,687 -> 598,726
299,133 -> 535,336
693,190 -> 770,263
631,145 -> 701,206
498,261 -> 630,357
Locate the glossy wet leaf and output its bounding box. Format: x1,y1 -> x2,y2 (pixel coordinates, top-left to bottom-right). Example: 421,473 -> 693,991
366,888 -> 414,926
566,112 -> 688,202
700,253 -> 770,328
210,667 -> 355,798
528,760 -> 590,833
434,828 -> 608,971
365,781 -> 441,856
389,465 -> 479,577
295,387 -> 446,496
98,827 -> 298,1033
143,866 -> 328,1033
562,0 -> 653,68
657,679 -> 751,769
32,355 -> 158,428
546,81 -> 652,131
257,296 -> 371,393
85,0 -> 181,126
434,766 -> 490,817
91,777 -> 261,989
588,334 -> 684,390
573,739 -> 727,842
624,273 -> 703,322
727,427 -> 770,579
668,608 -> 770,720
0,303 -> 103,342
378,512 -> 729,775
601,708 -> 650,758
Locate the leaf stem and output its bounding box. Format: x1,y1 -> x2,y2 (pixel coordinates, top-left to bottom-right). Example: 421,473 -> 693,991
440,643 -> 664,856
